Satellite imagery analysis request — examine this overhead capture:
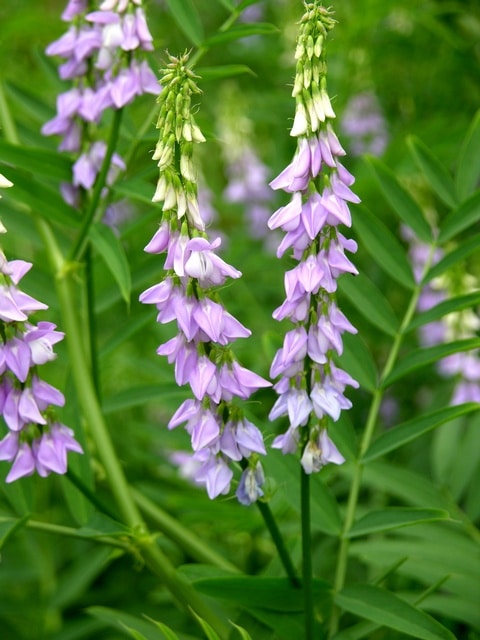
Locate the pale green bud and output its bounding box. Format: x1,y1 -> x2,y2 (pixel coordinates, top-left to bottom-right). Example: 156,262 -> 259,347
314,34 -> 323,58
306,34 -> 314,59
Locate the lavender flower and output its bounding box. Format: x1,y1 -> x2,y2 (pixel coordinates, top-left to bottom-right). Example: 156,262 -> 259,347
0,179 -> 82,483
267,3 -> 359,473
341,92 -> 389,157
216,84 -> 275,248
405,228 -> 480,404
140,53 -> 270,503
42,0 -> 157,212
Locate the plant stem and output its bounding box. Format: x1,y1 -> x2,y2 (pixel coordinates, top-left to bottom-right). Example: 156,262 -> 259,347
68,108 -> 123,263
38,217 -> 230,638
328,247 -> 437,638
256,499 -> 301,588
0,82 -> 20,144
132,488 -> 240,573
301,469 -> 314,640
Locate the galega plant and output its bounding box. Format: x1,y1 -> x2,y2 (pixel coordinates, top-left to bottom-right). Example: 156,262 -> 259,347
0,1 -> 479,640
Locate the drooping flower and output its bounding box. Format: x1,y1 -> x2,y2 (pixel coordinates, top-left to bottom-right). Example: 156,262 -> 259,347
140,53 -> 270,503
267,2 -> 359,472
0,180 -> 82,483
42,0 -> 158,219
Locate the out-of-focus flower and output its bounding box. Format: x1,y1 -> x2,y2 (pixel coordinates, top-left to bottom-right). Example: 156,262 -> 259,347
341,92 -> 389,157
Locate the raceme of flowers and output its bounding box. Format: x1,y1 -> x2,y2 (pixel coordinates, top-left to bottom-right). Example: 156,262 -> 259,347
42,0 -> 157,208
267,3 -> 360,474
139,53 -> 271,504
0,174 -> 83,483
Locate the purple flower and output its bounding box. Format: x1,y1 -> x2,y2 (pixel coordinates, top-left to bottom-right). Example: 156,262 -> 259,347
0,238 -> 82,483
140,53 -> 269,503
267,4 -> 358,471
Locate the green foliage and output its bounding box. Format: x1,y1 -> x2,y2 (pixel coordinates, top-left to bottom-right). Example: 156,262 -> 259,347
1,1 -> 480,640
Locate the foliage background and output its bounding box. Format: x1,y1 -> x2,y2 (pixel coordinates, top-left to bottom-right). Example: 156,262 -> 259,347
0,1 -> 479,639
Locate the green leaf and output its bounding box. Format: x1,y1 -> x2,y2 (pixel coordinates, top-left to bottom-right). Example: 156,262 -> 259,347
382,338 -> 480,387
164,0 -> 204,46
202,23 -> 279,48
264,451 -> 342,535
144,618 -> 181,640
455,109 -> 480,200
1,165 -> 79,229
407,291 -> 480,331
438,189 -> 480,244
353,205 -> 415,289
189,609 -> 221,640
338,273 -> 399,336
75,512 -> 131,538
422,232 -> 480,283
337,331 -> 378,392
193,576 -> 330,612
367,156 -> 432,243
87,606 -> 166,640
102,384 -> 189,415
89,222 -> 131,305
196,65 -> 255,81
213,0 -> 235,9
230,621 -> 253,640
0,514 -> 30,551
363,403 -> 479,462
335,584 -> 456,640
121,625 -> 149,640
0,140 -> 72,182
407,136 -> 457,208
348,507 -> 450,538
113,178 -> 156,205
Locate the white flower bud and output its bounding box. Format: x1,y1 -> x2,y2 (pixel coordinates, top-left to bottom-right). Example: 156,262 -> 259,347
152,175 -> 167,202
290,102 -> 308,137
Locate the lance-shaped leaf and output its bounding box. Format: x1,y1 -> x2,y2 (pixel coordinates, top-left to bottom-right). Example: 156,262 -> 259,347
196,65 -> 255,81
382,338 -> 480,387
347,507 -> 450,538
0,140 -> 72,182
164,0 -> 204,46
366,156 -> 432,243
87,607 -> 166,640
336,331 -> 378,393
338,272 -> 400,336
193,576 -> 330,612
455,109 -> 480,200
354,205 -> 415,289
422,232 -> 480,283
89,222 -> 131,305
438,190 -> 480,244
363,403 -> 479,462
202,23 -> 279,47
407,291 -> 480,331
407,136 -> 457,209
335,584 -> 456,640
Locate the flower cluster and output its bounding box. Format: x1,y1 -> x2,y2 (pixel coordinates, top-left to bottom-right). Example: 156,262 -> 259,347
42,0 -> 157,207
267,3 -> 359,473
0,175 -> 82,483
140,53 -> 270,503
406,229 -> 480,404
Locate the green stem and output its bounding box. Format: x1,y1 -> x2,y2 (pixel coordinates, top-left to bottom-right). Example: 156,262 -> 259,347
85,245 -> 101,397
301,469 -> 314,640
38,218 -> 229,638
256,499 -> 301,588
68,108 -> 123,263
0,81 -> 20,144
132,488 -> 240,573
328,246 -> 438,638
